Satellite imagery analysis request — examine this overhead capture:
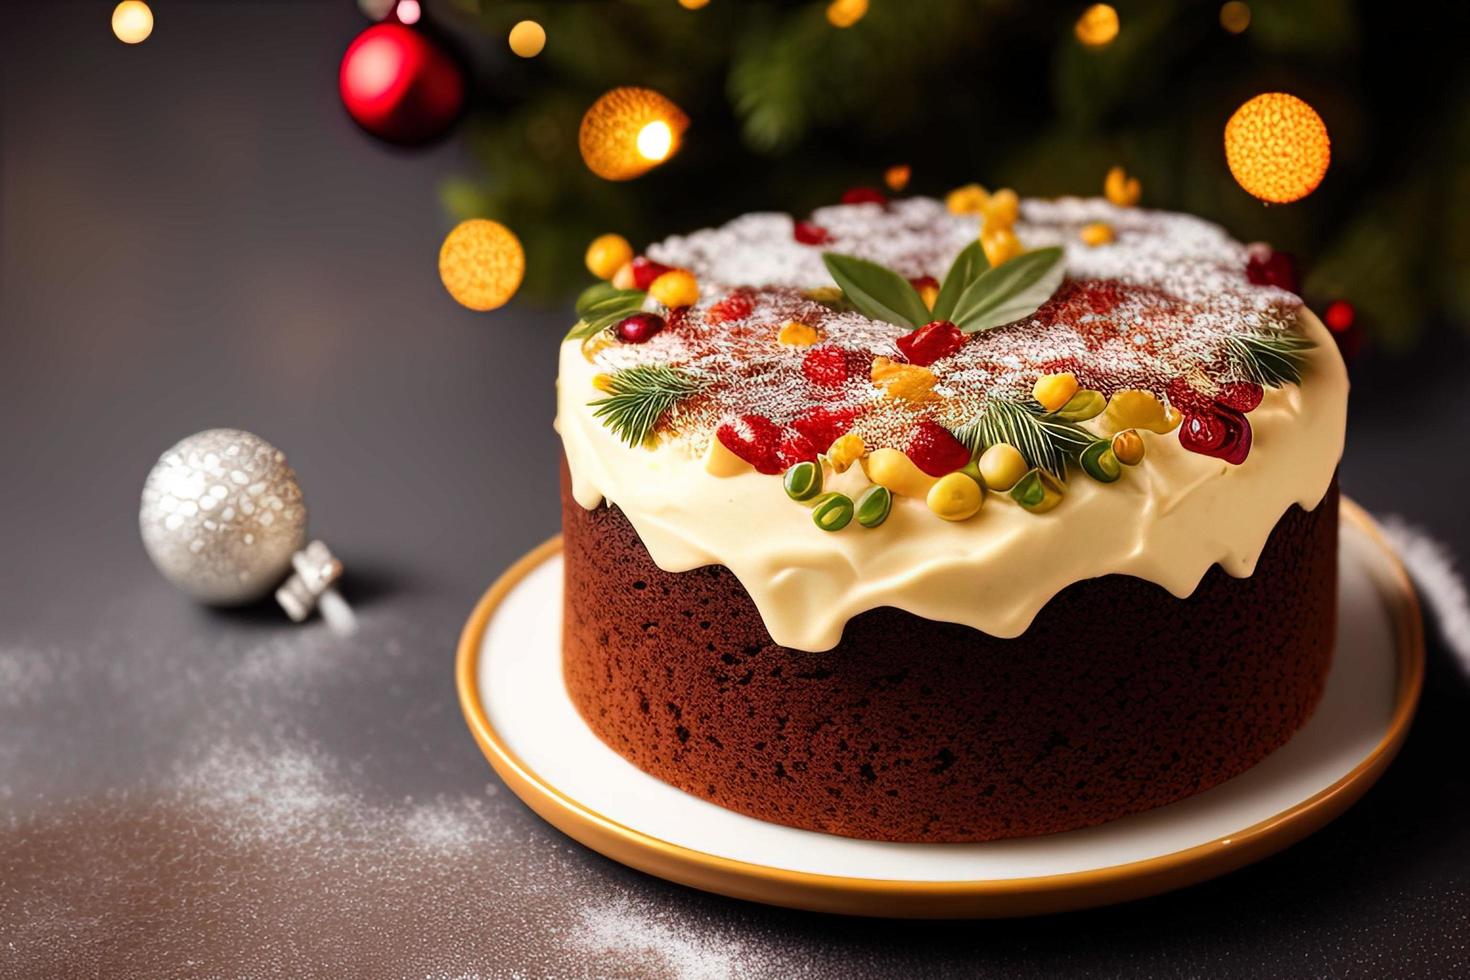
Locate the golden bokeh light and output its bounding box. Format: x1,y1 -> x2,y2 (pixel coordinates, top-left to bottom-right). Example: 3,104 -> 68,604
677,0 -> 711,8
826,0 -> 869,29
1225,93 -> 1330,204
1074,4 -> 1119,47
1219,1 -> 1251,33
508,20 -> 546,58
111,1 -> 153,44
439,220 -> 526,312
884,164 -> 912,192
579,87 -> 689,181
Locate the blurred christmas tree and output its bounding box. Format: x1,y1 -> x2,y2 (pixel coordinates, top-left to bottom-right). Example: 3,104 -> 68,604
435,0 -> 1469,350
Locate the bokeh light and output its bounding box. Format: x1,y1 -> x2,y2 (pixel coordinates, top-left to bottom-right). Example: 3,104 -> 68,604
508,20 -> 546,58
677,0 -> 711,8
1225,93 -> 1331,204
439,220 -> 526,311
826,0 -> 869,29
111,1 -> 153,44
579,87 -> 689,181
1219,1 -> 1251,34
1074,4 -> 1119,47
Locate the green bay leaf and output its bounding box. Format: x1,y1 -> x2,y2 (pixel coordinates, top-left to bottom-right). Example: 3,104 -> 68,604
952,247 -> 1065,335
930,240 -> 988,321
821,252 -> 932,330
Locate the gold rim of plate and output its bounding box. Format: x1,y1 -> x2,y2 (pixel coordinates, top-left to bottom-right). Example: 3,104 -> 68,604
455,499 -> 1424,918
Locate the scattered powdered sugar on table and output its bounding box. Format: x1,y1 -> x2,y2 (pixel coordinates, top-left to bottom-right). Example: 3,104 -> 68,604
626,196 -> 1302,453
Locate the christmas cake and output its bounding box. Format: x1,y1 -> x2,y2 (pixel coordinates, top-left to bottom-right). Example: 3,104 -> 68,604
555,191 -> 1347,843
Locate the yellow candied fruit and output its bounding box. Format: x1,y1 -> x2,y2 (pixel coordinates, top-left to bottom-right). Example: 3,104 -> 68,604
826,433 -> 866,473
978,443 -> 1027,491
585,234 -> 634,280
884,163 -> 911,192
927,472 -> 985,521
1080,222 -> 1115,246
610,262 -> 637,290
703,435 -> 750,477
915,279 -> 940,310
1102,389 -> 1181,433
870,356 -> 937,402
945,183 -> 990,215
649,269 -> 700,308
1105,166 -> 1142,207
1111,428 -> 1146,466
1032,372 -> 1080,412
982,188 -> 1020,228
862,448 -> 938,499
777,320 -> 821,346
591,373 -> 616,393
981,225 -> 1023,267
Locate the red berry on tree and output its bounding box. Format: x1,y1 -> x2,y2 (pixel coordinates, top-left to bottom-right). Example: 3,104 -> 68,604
717,415 -> 786,474
906,420 -> 972,477
630,256 -> 672,291
793,221 -> 831,246
615,313 -> 665,344
896,320 -> 966,367
840,187 -> 888,206
791,406 -> 862,450
801,346 -> 851,387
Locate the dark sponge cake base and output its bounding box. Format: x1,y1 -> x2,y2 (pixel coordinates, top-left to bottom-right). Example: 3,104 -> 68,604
561,459 -> 1339,843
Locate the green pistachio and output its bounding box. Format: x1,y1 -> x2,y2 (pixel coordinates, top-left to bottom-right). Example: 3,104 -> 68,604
811,492 -> 855,531
855,485 -> 893,528
1009,468 -> 1066,513
1080,440 -> 1122,482
1051,389 -> 1107,421
783,461 -> 824,502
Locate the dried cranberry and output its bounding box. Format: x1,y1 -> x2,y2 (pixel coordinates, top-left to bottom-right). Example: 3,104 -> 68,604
615,313 -> 665,344
793,221 -> 831,246
1179,406 -> 1252,465
840,187 -> 888,206
791,406 -> 862,450
1214,380 -> 1263,413
707,291 -> 754,323
1244,247 -> 1300,295
630,256 -> 672,291
907,420 -> 972,477
716,415 -> 786,474
801,346 -> 851,387
896,320 -> 966,367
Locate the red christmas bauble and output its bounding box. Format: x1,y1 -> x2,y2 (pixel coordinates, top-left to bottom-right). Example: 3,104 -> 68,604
339,23 -> 464,144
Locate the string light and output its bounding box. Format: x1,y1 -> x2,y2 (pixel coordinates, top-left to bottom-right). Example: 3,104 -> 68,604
508,20 -> 546,58
1225,93 -> 1331,204
826,0 -> 868,29
439,220 -> 525,312
1074,4 -> 1119,47
1219,1 -> 1251,34
579,87 -> 689,181
111,1 -> 153,44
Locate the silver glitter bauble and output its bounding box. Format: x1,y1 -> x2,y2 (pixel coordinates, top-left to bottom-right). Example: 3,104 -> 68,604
140,429 -> 308,605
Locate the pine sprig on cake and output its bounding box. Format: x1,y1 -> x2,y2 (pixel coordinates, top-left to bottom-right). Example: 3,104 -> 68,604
590,365 -> 708,446
953,399 -> 1095,478
1223,329 -> 1314,387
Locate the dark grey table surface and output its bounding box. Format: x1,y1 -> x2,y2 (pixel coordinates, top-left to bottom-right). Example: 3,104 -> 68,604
3,3 -> 1468,978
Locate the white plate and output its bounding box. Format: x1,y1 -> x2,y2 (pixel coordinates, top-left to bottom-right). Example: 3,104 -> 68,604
458,501 -> 1422,917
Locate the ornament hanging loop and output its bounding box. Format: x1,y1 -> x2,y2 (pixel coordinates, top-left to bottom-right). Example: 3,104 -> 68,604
276,540 -> 357,635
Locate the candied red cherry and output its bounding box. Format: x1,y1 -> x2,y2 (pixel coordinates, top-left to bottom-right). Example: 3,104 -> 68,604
793,221 -> 831,246
840,187 -> 888,206
615,313 -> 665,344
707,291 -> 754,323
1214,380 -> 1263,413
1179,407 -> 1252,465
791,405 -> 862,450
777,431 -> 820,469
907,420 -> 972,477
1244,247 -> 1300,295
630,256 -> 672,291
896,320 -> 966,367
802,345 -> 851,387
717,415 -> 786,474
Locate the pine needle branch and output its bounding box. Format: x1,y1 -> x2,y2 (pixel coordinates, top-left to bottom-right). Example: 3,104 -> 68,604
590,366 -> 708,447
1223,329 -> 1314,387
953,398 -> 1094,478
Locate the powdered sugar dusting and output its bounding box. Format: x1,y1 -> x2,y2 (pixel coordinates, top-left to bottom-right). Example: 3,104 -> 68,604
622,196 -> 1303,453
